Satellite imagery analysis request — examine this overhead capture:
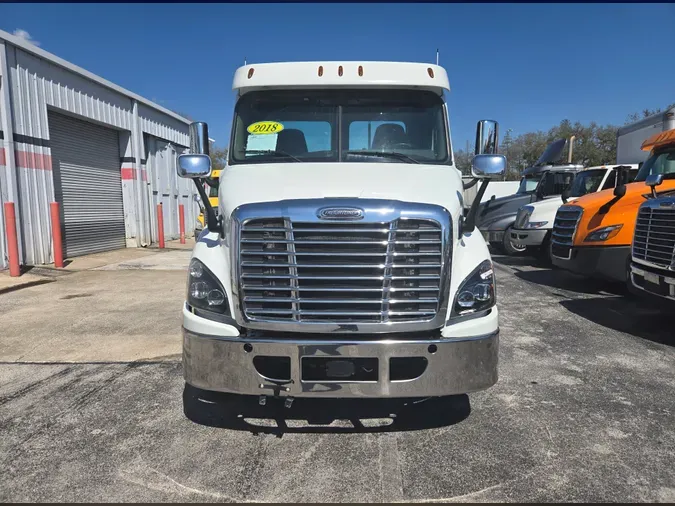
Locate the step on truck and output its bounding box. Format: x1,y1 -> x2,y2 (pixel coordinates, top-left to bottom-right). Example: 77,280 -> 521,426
176,61 -> 504,402
551,128 -> 675,284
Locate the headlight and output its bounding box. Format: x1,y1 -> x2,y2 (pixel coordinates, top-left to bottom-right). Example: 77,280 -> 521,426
450,260 -> 496,318
584,225 -> 622,242
525,221 -> 548,229
515,206 -> 533,228
187,258 -> 230,316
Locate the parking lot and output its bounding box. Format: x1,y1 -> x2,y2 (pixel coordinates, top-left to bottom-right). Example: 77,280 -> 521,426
0,245 -> 673,503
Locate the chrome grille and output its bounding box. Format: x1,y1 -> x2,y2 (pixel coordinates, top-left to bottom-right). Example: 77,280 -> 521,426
633,204 -> 675,269
551,205 -> 583,259
232,199 -> 452,333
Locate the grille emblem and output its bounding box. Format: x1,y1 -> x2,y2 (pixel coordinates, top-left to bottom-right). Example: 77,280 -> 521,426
317,207 -> 364,220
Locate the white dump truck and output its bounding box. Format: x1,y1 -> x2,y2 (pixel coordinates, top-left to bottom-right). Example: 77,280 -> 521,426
176,61 -> 505,404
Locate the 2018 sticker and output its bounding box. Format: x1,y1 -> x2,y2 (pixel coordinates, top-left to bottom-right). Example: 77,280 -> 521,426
247,121 -> 284,135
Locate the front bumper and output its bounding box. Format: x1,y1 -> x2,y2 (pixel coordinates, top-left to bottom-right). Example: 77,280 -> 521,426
630,263 -> 675,302
183,329 -> 499,398
510,228 -> 549,247
551,245 -> 630,283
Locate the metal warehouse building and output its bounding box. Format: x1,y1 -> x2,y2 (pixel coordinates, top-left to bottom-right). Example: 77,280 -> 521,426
0,29 -> 199,271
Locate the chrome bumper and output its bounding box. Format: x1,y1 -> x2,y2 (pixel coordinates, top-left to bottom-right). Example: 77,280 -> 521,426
183,329 -> 499,398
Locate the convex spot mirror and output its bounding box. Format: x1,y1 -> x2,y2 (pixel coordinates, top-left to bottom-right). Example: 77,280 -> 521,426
177,154 -> 212,179
471,154 -> 506,180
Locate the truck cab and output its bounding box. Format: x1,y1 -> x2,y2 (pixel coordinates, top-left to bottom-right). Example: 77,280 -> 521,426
175,61 -> 506,402
511,164 -> 638,260
629,133 -> 675,301
476,137 -> 583,255
551,129 -> 675,284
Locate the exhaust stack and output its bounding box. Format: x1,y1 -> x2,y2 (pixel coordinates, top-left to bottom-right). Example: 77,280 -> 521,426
567,135 -> 575,163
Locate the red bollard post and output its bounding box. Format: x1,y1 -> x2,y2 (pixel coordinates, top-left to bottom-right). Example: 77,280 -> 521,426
157,203 -> 165,249
50,202 -> 64,268
4,202 -> 21,277
179,204 -> 186,244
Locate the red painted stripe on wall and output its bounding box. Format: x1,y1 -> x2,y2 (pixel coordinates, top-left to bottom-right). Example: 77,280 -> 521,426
14,150 -> 52,170
121,167 -> 148,182
121,167 -> 137,180
0,148 -> 5,166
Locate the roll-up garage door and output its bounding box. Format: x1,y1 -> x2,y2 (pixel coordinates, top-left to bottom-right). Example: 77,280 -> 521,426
49,112 -> 126,257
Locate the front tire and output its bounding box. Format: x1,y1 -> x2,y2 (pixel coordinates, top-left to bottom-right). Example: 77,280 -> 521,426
502,225 -> 527,256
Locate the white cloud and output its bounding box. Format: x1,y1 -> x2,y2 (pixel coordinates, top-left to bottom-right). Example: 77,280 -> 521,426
12,29 -> 40,47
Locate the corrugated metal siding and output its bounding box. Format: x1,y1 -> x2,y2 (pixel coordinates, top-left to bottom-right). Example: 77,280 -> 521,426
50,112 -> 125,257
1,41 -> 197,267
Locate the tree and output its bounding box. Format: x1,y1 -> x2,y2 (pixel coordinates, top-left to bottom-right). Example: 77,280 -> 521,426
209,142 -> 228,172
625,103 -> 675,125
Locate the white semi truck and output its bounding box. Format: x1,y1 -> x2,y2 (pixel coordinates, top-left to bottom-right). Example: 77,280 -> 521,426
176,61 -> 504,404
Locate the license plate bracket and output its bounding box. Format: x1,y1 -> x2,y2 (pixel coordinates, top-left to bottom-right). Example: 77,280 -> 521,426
302,357 -> 378,382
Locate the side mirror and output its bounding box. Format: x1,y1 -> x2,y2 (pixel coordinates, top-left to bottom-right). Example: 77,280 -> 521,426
646,173 -> 664,199
561,185 -> 571,204
474,120 -> 499,155
471,154 -> 506,180
177,153 -> 211,179
189,122 -> 210,155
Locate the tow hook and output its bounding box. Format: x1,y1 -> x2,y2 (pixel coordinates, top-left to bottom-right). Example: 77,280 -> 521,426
284,397 -> 294,409
258,395 -> 267,406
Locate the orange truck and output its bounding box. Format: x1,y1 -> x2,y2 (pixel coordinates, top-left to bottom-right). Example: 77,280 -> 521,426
550,128 -> 675,285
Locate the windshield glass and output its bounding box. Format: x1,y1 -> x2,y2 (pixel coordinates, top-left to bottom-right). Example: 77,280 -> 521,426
230,89 -> 450,165
568,169 -> 607,197
517,175 -> 540,193
538,171 -> 575,197
634,147 -> 675,181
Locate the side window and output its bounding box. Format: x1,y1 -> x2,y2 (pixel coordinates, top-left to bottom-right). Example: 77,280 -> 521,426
348,121 -> 406,150
601,170 -> 616,190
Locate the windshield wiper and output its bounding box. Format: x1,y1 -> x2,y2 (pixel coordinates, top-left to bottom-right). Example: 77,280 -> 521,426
344,150 -> 420,164
244,150 -> 304,162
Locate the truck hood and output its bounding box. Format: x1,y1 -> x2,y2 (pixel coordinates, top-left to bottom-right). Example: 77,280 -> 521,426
218,162 -> 464,219
476,191 -> 535,229
525,195 -> 565,224
568,180 -> 664,215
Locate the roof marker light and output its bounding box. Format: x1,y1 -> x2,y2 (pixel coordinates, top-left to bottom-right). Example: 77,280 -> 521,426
427,67 -> 434,78
358,65 -> 363,77
338,65 -> 343,77
318,65 -> 323,77
247,68 -> 254,79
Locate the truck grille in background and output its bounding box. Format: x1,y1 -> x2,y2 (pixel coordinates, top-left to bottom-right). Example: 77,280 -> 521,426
551,206 -> 583,259
238,218 -> 443,324
633,206 -> 675,269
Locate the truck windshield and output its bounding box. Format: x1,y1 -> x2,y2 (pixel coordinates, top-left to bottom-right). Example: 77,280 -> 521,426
517,175 -> 540,193
634,147 -> 675,181
230,89 -> 450,165
568,169 -> 606,197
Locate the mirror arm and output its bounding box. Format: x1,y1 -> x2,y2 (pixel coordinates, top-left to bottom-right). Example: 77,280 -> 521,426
463,179 -> 490,234
193,178 -> 223,238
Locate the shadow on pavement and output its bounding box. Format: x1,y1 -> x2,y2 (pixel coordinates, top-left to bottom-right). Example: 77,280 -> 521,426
183,385 -> 471,436
560,296 -> 674,348
511,267 -> 626,296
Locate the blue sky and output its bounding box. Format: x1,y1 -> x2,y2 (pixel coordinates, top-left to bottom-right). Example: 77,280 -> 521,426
2,3 -> 675,151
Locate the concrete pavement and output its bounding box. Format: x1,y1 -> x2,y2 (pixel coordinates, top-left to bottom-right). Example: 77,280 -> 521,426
0,252 -> 673,502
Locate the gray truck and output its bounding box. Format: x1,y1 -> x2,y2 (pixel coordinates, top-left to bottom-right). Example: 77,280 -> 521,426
476,138 -> 583,254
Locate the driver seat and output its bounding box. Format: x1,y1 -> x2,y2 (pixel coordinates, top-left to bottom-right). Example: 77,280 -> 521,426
371,124 -> 408,150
